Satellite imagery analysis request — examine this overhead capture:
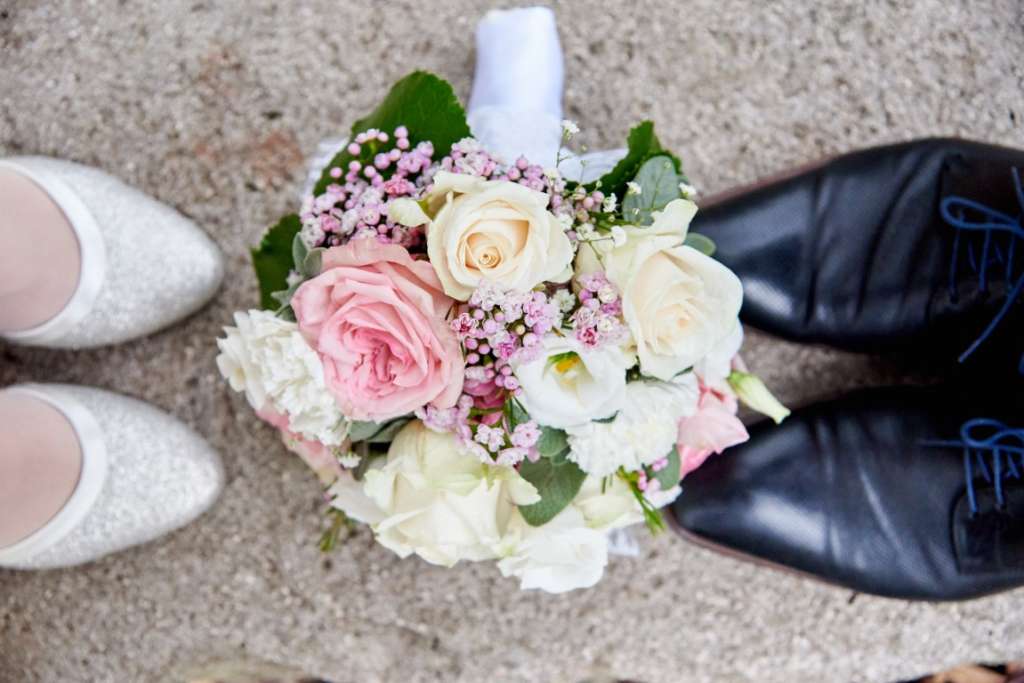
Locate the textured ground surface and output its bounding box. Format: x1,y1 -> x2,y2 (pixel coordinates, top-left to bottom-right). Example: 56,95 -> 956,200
1,1 -> 1023,682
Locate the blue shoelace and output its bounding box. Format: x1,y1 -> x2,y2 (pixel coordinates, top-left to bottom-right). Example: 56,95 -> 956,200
940,167 -> 1024,373
922,418 -> 1024,515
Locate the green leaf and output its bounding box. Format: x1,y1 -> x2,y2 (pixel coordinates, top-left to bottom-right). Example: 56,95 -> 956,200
683,232 -> 717,256
589,121 -> 681,200
649,446 -> 682,492
301,248 -> 325,278
312,71 -> 471,196
508,398 -> 531,427
592,412 -> 619,424
348,416 -> 412,444
622,155 -> 681,225
348,420 -> 385,442
536,427 -> 568,460
251,214 -> 301,310
517,456 -> 587,526
292,232 -> 309,271
365,417 -> 413,444
270,282 -> 300,309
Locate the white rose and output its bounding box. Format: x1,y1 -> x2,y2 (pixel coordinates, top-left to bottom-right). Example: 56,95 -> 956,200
512,334 -> 632,429
328,469 -> 386,525
566,374 -> 700,477
216,309 -> 346,445
422,171 -> 574,300
582,199 -> 743,381
496,507 -> 609,593
350,421 -> 540,567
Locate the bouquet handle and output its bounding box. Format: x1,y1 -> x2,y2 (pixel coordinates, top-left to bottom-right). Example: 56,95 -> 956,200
467,7 -> 564,168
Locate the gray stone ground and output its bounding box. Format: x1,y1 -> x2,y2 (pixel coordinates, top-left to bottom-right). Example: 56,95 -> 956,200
1,1 -> 1022,681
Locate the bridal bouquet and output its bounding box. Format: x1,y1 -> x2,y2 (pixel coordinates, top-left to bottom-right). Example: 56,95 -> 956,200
216,68 -> 787,593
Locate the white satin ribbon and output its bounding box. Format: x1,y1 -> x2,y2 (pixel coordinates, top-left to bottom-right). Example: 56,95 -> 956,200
467,7 -> 626,181
467,7 -> 564,169
303,6 -> 624,196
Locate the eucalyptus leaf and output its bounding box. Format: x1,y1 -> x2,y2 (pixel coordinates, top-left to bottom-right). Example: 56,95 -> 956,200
622,155 -> 681,225
251,214 -> 301,310
347,420 -> 386,442
683,232 -> 717,257
650,446 -> 682,492
517,456 -> 587,526
292,232 -> 309,271
588,121 -> 682,201
536,427 -> 568,459
365,417 -> 413,444
301,248 -> 325,278
270,282 -> 300,308
349,416 -> 413,444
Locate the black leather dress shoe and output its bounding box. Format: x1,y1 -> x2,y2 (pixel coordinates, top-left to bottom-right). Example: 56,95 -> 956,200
669,385 -> 1024,600
692,138 -> 1024,373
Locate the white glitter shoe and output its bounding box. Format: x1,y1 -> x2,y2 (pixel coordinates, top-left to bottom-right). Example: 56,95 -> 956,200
0,383 -> 224,570
0,157 -> 223,349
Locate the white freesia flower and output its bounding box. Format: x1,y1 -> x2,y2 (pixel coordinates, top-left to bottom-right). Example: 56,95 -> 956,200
342,421 -> 540,567
566,374 -> 700,476
423,172 -> 574,300
512,335 -> 632,429
496,507 -> 608,593
216,309 -> 345,445
579,198 -> 743,381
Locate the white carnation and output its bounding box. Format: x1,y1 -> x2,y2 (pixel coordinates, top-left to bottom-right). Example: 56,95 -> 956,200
216,309 -> 346,445
565,374 -> 700,476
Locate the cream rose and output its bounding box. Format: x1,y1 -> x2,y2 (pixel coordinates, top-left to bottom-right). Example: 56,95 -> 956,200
410,171 -> 573,300
337,421 -> 540,567
581,199 -> 743,381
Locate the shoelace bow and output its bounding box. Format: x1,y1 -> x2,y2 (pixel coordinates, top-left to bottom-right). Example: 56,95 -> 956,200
922,418 -> 1024,515
940,166 -> 1024,374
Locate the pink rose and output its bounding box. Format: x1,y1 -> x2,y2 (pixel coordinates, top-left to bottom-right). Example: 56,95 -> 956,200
677,383 -> 749,478
257,407 -> 344,485
292,238 -> 464,422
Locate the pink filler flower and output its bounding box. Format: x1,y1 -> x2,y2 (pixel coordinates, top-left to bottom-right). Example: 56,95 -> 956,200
292,239 -> 464,422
